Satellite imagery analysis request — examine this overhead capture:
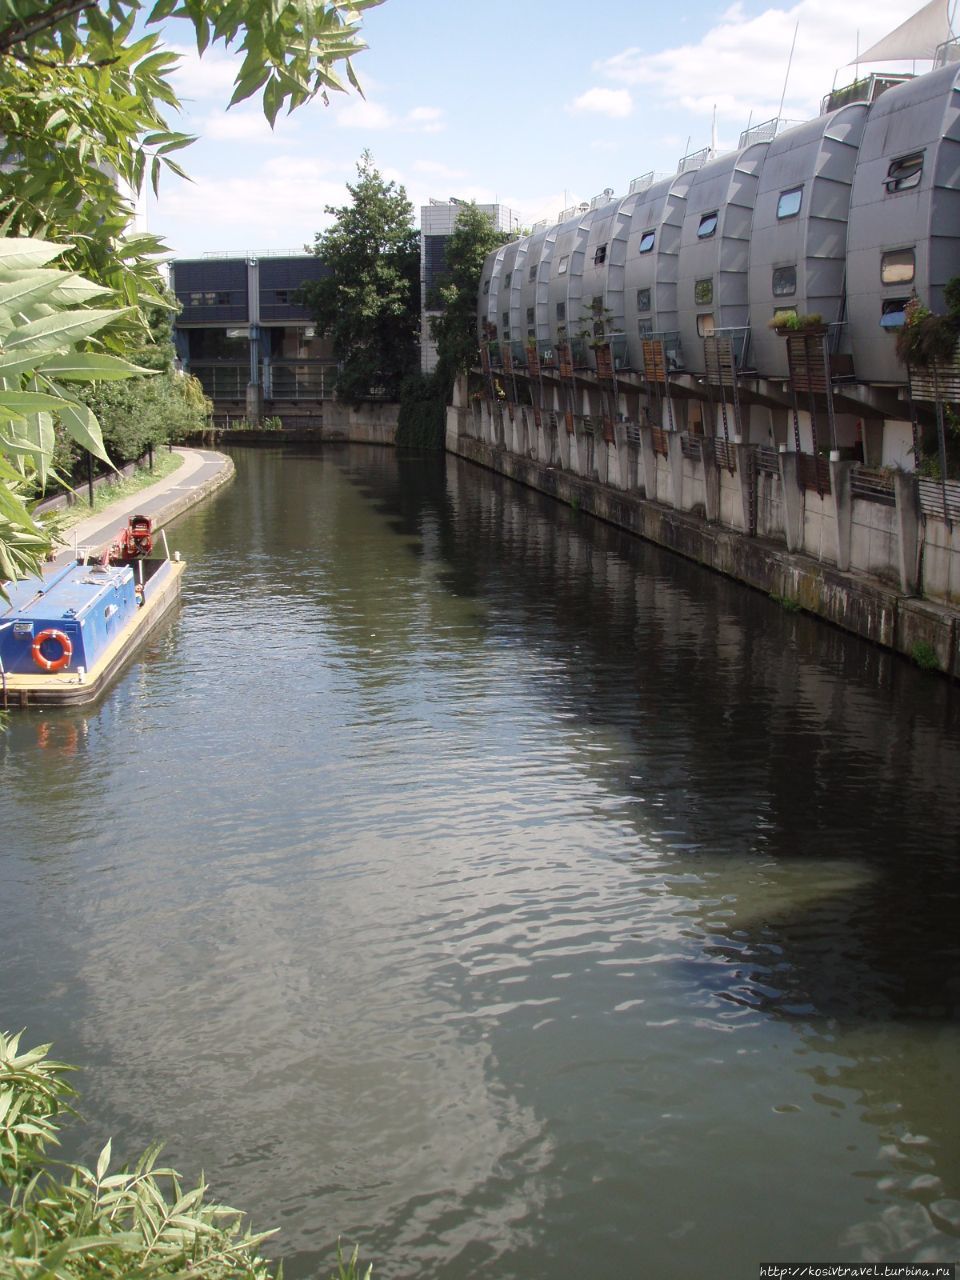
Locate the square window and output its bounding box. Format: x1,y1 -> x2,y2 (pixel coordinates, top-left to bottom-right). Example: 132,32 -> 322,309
274,289 -> 288,305
189,292 -> 203,306
216,291 -> 232,305
880,298 -> 909,328
696,314 -> 716,337
204,292 -> 216,305
777,187 -> 803,219
636,288 -> 651,312
697,212 -> 718,239
885,154 -> 923,194
594,243 -> 607,265
881,248 -> 915,285
557,255 -> 569,275
694,278 -> 713,305
556,302 -> 566,321
638,320 -> 653,337
772,265 -> 797,297
638,230 -> 655,254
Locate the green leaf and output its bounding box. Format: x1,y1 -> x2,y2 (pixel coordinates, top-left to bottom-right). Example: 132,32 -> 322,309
55,400 -> 111,464
96,1137 -> 112,1181
4,307 -> 132,353
38,353 -> 154,381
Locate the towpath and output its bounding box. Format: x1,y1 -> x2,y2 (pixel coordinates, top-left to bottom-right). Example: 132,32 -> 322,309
49,447 -> 234,565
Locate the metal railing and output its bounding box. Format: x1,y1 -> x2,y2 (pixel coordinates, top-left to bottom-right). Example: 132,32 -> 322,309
850,467 -> 896,506
738,116 -> 806,148
266,361 -> 334,400
756,446 -> 781,476
918,476 -> 960,522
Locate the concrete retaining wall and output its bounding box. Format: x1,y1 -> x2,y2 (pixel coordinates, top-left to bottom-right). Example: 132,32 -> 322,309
448,399 -> 960,679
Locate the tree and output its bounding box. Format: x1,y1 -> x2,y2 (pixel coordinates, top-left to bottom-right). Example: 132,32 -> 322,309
299,151 -> 420,405
429,203 -> 512,388
394,204 -> 511,449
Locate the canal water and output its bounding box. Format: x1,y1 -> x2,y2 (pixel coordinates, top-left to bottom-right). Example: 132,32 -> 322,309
3,444 -> 959,1278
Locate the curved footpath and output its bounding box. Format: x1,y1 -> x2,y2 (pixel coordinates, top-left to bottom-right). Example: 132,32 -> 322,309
49,447 -> 234,565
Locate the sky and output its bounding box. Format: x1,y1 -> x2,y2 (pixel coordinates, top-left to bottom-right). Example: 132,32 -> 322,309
146,0 -> 940,260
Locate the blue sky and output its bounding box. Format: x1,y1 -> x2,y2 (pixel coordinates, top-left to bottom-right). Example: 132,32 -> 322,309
147,0 -> 938,259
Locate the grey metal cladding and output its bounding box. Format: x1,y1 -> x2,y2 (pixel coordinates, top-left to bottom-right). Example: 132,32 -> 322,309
749,105 -> 866,377
847,65 -> 960,383
677,148 -> 765,373
622,174 -> 690,367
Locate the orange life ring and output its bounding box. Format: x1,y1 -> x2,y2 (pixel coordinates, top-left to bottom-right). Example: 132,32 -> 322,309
31,628 -> 73,673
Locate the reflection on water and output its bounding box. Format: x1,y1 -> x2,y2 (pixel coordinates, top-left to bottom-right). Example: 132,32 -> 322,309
2,445 -> 959,1278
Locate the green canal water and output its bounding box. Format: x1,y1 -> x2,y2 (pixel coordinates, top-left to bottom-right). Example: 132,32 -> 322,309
3,445 -> 960,1278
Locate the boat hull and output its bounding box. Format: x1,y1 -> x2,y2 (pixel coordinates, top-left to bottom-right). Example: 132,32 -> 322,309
1,558 -> 185,708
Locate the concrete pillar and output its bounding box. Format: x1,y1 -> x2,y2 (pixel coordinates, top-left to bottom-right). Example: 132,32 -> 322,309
595,437 -> 609,485
894,471 -> 921,595
536,423 -> 549,463
667,431 -> 684,511
734,443 -> 755,535
558,423 -> 571,470
245,382 -> 263,424
700,438 -> 720,522
829,458 -> 855,571
638,425 -> 659,501
613,424 -> 631,490
778,450 -> 805,553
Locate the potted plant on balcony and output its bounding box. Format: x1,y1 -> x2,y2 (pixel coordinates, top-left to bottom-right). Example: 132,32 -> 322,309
769,310 -> 827,337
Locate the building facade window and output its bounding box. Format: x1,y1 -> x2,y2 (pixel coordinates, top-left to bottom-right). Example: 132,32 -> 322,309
772,265 -> 797,296
885,153 -> 923,193
482,279 -> 490,295
694,278 -> 713,305
636,288 -> 651,312
776,187 -> 803,220
638,230 -> 655,253
557,255 -> 569,275
594,244 -> 607,265
697,212 -> 718,239
556,302 -> 566,321
526,306 -> 535,325
504,272 -> 512,288
880,297 -> 910,328
880,248 -> 916,285
529,263 -> 537,281
696,314 -> 716,337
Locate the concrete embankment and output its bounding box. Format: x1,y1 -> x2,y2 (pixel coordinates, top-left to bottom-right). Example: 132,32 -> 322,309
452,433 -> 960,680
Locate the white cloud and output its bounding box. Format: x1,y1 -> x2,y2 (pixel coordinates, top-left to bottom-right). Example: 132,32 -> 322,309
413,160 -> 467,179
407,106 -> 444,132
596,0 -> 928,123
333,98 -> 445,132
153,157 -> 347,253
569,87 -> 633,118
168,44 -> 242,103
200,109 -> 278,144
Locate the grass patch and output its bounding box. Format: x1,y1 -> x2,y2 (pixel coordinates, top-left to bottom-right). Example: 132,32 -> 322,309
769,592 -> 802,613
49,451 -> 184,532
910,640 -> 941,671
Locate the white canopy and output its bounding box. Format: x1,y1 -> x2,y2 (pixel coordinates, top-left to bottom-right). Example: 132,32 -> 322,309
851,0 -> 953,63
